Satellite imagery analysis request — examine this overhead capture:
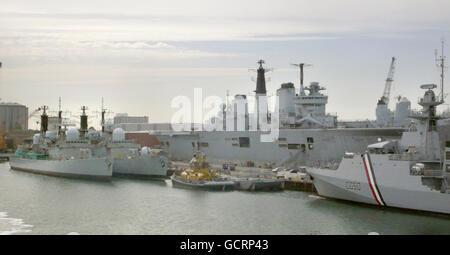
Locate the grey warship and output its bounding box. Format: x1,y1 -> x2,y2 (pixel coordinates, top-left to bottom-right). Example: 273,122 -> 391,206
10,106 -> 113,180
155,59 -> 405,167
308,83 -> 450,214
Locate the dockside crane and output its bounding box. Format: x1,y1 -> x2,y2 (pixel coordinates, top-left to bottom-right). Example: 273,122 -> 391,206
378,57 -> 396,106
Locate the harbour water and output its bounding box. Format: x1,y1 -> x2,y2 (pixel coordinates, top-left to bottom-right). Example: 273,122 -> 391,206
0,162 -> 449,235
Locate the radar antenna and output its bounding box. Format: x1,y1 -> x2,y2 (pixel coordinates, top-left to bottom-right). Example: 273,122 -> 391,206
249,59 -> 273,95
291,63 -> 313,95
435,38 -> 447,102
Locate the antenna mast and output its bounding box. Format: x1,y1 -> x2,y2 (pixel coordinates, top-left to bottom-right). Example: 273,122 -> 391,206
291,63 -> 312,95
435,38 -> 447,102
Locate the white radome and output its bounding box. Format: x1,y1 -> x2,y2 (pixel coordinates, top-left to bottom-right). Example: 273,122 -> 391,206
66,128 -> 80,142
141,146 -> 152,155
112,128 -> 125,142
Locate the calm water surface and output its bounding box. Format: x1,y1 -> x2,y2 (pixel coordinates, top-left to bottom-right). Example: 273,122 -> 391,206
0,162 -> 449,235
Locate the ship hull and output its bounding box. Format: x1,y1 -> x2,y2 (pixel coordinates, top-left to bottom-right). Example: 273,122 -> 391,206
9,157 -> 113,181
113,156 -> 168,178
308,154 -> 450,214
171,175 -> 235,191
156,128 -> 403,166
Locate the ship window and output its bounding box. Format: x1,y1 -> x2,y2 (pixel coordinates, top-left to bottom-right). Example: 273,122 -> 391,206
301,144 -> 306,152
200,142 -> 209,147
446,141 -> 450,147
446,151 -> 450,159
308,144 -> 313,150
166,141 -> 170,146
279,144 -> 287,148
192,142 -> 195,147
232,143 -> 239,147
288,144 -> 300,150
278,137 -> 287,142
239,137 -> 250,148
307,137 -> 314,143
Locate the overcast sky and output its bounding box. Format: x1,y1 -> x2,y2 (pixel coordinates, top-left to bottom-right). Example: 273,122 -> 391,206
1,0 -> 449,129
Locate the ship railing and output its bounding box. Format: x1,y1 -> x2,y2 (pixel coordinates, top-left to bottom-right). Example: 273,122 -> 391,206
409,110 -> 427,119
388,153 -> 426,161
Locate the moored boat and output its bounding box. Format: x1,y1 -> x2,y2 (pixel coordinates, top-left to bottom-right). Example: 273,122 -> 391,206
171,154 -> 235,191
307,83 -> 450,214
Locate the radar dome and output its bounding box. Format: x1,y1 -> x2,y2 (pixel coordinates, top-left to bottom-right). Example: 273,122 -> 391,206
141,146 -> 152,155
66,128 -> 80,142
112,128 -> 125,142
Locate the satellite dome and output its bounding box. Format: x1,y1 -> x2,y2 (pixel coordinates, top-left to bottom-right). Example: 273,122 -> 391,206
66,128 -> 80,142
33,134 -> 41,145
112,128 -> 125,142
141,146 -> 152,155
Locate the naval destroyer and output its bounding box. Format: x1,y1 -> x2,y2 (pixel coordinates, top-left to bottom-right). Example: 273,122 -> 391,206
155,59 -> 405,167
308,84 -> 450,214
9,107 -> 113,180
98,108 -> 169,177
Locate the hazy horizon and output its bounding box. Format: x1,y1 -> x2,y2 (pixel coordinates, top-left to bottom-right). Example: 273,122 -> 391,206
1,0 -> 449,129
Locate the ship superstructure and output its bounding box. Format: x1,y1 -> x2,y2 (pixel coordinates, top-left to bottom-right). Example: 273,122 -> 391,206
10,106 -> 113,180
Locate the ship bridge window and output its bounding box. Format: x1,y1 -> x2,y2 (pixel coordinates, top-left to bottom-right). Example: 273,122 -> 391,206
307,137 -> 314,143
239,137 -> 250,148
288,144 -> 300,150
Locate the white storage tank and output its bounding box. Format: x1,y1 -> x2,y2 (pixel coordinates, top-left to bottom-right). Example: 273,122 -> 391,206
394,97 -> 411,126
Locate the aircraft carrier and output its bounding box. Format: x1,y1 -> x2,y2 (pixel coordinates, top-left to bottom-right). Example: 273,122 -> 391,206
154,59 -> 407,167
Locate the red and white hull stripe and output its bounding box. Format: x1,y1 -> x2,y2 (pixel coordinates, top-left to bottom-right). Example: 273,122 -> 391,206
362,153 -> 386,206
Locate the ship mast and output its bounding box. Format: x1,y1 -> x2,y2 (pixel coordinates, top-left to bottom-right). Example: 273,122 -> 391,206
40,105 -> 49,134
291,62 -> 312,95
435,38 -> 447,103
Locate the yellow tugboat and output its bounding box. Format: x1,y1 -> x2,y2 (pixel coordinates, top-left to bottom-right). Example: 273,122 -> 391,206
171,154 -> 235,191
